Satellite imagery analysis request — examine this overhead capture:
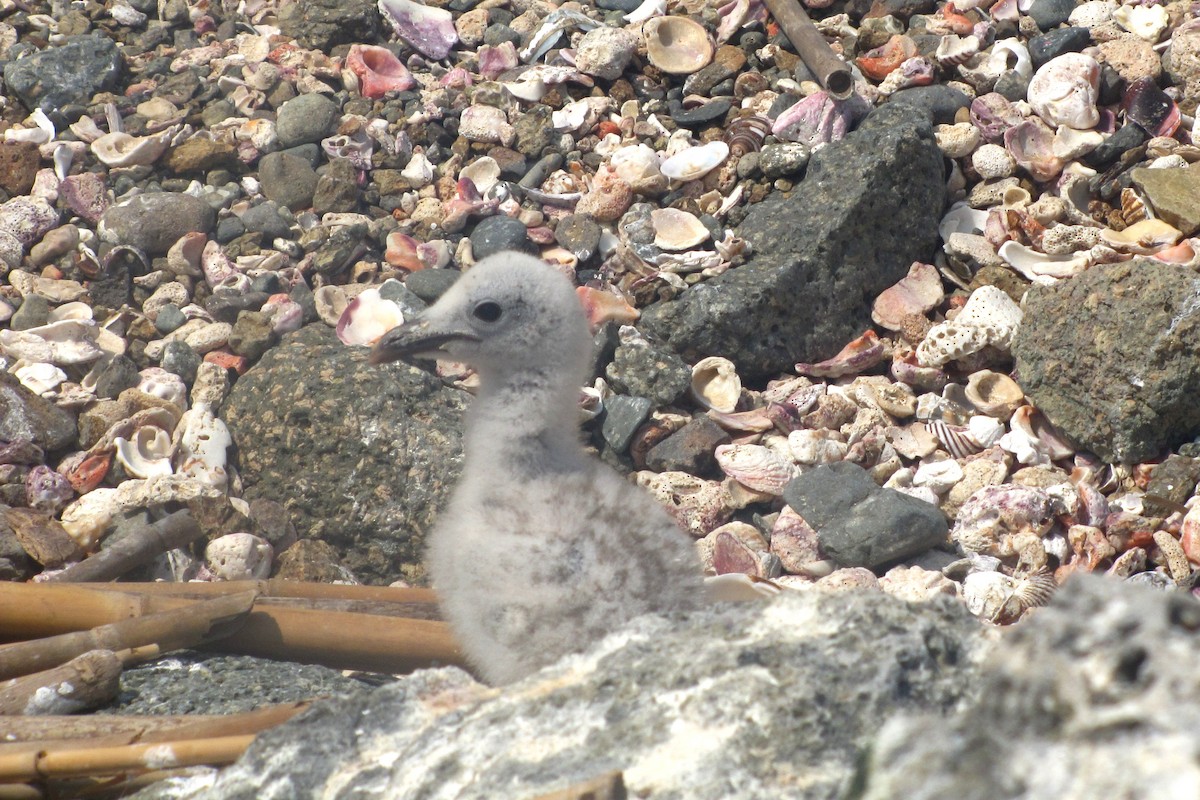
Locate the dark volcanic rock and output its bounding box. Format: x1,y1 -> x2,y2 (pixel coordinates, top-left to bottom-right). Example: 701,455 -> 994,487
2,34 -> 123,114
277,0 -> 381,51
1012,260 -> 1200,463
0,371 -> 77,452
221,324 -> 467,585
98,193 -> 217,256
640,104 -> 944,381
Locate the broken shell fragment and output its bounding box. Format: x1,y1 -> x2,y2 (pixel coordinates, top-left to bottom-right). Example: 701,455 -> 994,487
1099,218 -> 1181,254
377,0 -> 458,60
795,331 -> 887,378
336,285 -> 405,346
659,141 -> 729,182
114,425 -> 175,479
643,16 -> 713,75
714,443 -> 797,495
872,261 -> 944,331
651,208 -> 710,251
90,131 -> 171,167
964,370 -> 1024,419
690,356 -> 741,413
1027,53 -> 1100,130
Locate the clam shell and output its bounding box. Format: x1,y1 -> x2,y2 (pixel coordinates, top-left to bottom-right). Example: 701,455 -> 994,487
964,369 -> 1024,419
335,285 -> 406,346
1027,53 -> 1100,130
643,16 -> 713,75
377,0 -> 458,60
689,355 -> 740,413
659,140 -> 729,182
714,443 -> 797,495
90,131 -> 170,167
651,207 -> 711,251
872,261 -> 944,331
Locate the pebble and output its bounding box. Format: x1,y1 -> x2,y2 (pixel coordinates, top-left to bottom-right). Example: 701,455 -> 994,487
469,215 -> 536,259
275,93 -> 340,149
258,152 -> 319,211
600,394 -> 653,455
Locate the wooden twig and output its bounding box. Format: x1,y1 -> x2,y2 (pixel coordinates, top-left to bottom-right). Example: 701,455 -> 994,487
0,734 -> 255,782
0,591 -> 256,682
529,771 -> 627,800
45,511 -> 203,584
0,650 -> 122,716
762,0 -> 854,98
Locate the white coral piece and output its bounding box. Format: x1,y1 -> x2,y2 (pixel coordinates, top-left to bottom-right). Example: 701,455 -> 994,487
916,285 -> 1023,367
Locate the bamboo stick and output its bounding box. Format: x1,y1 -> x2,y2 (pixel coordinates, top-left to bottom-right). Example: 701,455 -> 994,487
45,511 -> 203,584
762,0 -> 854,98
0,591 -> 256,682
0,650 -> 122,716
0,735 -> 255,782
0,702 -> 309,748
80,579 -> 439,606
0,784 -> 41,799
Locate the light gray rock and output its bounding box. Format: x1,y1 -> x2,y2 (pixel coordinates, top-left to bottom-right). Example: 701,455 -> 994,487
856,574 -> 1200,800
127,588 -> 984,800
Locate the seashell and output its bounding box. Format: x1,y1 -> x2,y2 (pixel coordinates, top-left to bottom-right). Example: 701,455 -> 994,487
962,570 -> 1055,623
872,261 -> 944,331
934,122 -> 981,159
90,130 -> 171,167
575,286 -> 639,331
635,470 -> 733,536
626,0 -> 666,24
14,361 -> 67,396
768,506 -> 826,575
1122,77 -> 1181,138
659,141 -> 729,182
520,8 -> 599,63
876,56 -> 937,96
262,294 -> 306,335
714,443 -> 796,495
997,240 -> 1087,283
964,369 -> 1023,419
25,465 -> 73,514
377,0 -> 458,60
336,285 -> 405,346
936,34 -> 979,69
0,320 -> 103,366
856,34 -> 917,81
1099,218 -> 1181,255
969,92 -> 1025,143
459,157 -> 501,196
999,404 -> 1074,466
1027,53 -> 1100,130
1112,3 -> 1169,42
1051,126 -> 1103,162
651,208 -> 711,251
173,407 -> 232,490
643,15 -> 713,75
723,115 -> 771,157
1003,118 -> 1063,183
206,533 -> 274,581
771,91 -> 871,147
706,521 -> 781,579
690,356 -> 741,413
794,330 -> 887,378
610,143 -> 665,194
913,458 -> 964,494
114,425 -> 174,479
60,451 -> 112,495
478,41 -> 519,80
59,487 -> 122,549
314,285 -> 350,327
346,44 -> 414,98
991,38 -> 1032,80
915,285 -> 1022,367
787,428 -> 848,465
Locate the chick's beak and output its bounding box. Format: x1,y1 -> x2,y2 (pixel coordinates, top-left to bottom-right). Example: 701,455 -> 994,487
368,319 -> 480,365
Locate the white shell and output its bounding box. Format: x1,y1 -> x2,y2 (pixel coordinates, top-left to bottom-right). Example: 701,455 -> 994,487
1027,53 -> 1100,130
997,240 -> 1088,283
1113,3 -> 1169,41
643,15 -> 713,75
0,320 -> 103,366
205,533 -> 274,581
714,443 -> 797,495
173,407 -> 232,490
60,488 -> 123,549
660,141 -> 729,182
137,367 -> 189,409
90,130 -> 171,167
787,429 -> 848,465
335,285 -> 405,346
689,355 -> 740,412
115,425 -> 175,479
13,361 -> 67,395
459,157 -> 501,195
964,370 -> 1024,419
652,207 -> 711,251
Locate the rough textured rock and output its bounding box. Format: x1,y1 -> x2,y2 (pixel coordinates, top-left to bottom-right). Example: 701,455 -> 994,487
277,0 -> 381,50
783,462 -> 949,568
1131,163 -> 1200,236
2,34 -> 123,113
640,104 -> 944,381
1012,260 -> 1200,463
221,324 -> 466,584
856,574 -> 1200,799
0,371 -> 78,452
128,589 -> 984,800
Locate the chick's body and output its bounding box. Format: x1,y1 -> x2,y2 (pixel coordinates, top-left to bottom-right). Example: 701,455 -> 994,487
371,252 -> 703,685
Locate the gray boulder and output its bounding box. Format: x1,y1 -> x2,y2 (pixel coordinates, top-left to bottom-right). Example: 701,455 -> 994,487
221,324 -> 466,585
640,103 -> 945,381
1012,260 -> 1200,463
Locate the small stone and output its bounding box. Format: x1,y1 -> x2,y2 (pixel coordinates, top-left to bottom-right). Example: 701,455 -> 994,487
229,311 -> 278,362
258,152 -> 319,211
155,303 -> 187,334
240,201 -> 293,241
606,338 -> 691,406
644,416 -> 731,475
758,143 -> 811,179
669,98 -> 732,128
1084,123 -> 1148,169
404,268 -> 462,303
313,158 -> 361,215
9,295 -> 49,331
1,33 -> 123,113
782,462 -> 949,569
92,355 -> 140,400
0,142 -> 40,196
1130,162 -> 1200,236
29,225 -> 81,267
574,27 -> 638,81
275,93 -> 340,148
273,538 -> 358,584
1097,36 -> 1162,84
161,340 -> 201,384
165,138 -> 238,173
0,372 -> 77,451
554,214 -> 601,263
1029,27 -> 1092,69
469,215 -> 536,260
600,394 -> 653,454
1146,455 -> 1200,506
1026,0 -> 1076,31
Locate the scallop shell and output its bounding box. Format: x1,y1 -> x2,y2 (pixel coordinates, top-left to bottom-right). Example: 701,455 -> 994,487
651,207 -> 711,251
689,356 -> 740,413
659,141 -> 729,182
643,16 -> 713,75
714,443 -> 797,495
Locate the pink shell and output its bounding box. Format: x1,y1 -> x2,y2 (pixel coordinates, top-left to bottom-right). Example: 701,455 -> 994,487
795,331 -> 887,378
346,44 -> 414,98
377,0 -> 458,61
872,261 -> 944,331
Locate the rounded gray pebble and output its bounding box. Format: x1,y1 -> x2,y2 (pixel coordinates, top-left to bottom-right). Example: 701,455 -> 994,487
275,93 -> 339,148
469,215 -> 537,260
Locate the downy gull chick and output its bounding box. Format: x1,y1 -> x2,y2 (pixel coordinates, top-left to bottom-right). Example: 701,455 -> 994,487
370,252 -> 705,685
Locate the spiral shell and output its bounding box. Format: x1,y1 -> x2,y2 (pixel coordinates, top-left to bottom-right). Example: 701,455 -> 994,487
723,115 -> 771,157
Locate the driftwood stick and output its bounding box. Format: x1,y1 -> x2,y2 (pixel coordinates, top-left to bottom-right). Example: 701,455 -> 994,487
762,0 -> 854,98
0,650 -> 122,716
0,734 -> 256,782
0,591 -> 256,682
45,511 -> 203,584
529,771 -> 627,800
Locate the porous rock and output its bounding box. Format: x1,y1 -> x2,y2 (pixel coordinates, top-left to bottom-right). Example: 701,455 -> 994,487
640,104 -> 944,381
1012,260 -> 1200,463
221,324 -> 466,584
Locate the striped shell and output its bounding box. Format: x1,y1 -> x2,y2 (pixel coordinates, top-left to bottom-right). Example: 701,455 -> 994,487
723,115 -> 772,157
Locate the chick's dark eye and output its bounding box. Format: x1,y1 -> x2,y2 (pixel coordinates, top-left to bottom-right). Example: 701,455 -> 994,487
472,301 -> 503,322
